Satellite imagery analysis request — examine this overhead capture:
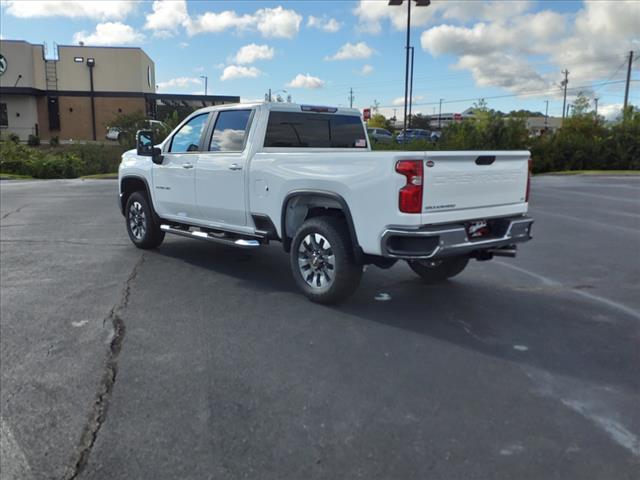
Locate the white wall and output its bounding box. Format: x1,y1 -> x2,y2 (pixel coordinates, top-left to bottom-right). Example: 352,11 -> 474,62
1,95 -> 38,140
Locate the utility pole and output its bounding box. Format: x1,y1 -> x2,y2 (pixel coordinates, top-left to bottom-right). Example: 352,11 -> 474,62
623,50 -> 633,111
438,98 -> 443,129
561,69 -> 569,121
544,100 -> 549,128
594,97 -> 599,116
268,88 -> 272,102
348,88 -> 354,108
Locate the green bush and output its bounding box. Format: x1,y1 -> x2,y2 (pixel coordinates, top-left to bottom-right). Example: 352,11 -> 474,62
64,143 -> 127,174
0,141 -> 125,178
27,134 -> 40,146
374,104 -> 639,173
49,136 -> 60,147
7,133 -> 20,143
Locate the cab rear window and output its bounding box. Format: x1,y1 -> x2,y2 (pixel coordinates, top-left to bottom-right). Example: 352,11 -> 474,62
264,112 -> 367,148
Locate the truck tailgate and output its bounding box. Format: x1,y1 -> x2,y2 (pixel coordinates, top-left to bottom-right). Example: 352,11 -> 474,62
422,151 -> 529,221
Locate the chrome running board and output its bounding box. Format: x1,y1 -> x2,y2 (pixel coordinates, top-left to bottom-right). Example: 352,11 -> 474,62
160,224 -> 261,248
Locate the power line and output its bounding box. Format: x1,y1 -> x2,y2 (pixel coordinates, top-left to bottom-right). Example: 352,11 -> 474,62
376,80 -> 631,109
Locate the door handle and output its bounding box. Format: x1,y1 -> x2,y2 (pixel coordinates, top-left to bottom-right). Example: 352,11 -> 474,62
229,163 -> 242,171
182,163 -> 194,169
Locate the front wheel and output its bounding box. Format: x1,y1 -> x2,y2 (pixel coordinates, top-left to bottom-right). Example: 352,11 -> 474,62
125,191 -> 165,249
290,217 -> 362,304
407,256 -> 469,284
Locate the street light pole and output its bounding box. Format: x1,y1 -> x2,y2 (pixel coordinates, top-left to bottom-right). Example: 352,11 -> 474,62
438,98 -> 443,129
402,0 -> 411,141
389,1 -> 430,142
408,46 -> 414,128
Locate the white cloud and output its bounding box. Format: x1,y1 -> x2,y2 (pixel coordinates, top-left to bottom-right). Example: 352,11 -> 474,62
353,0 -> 532,33
156,76 -> 202,91
599,103 -> 624,121
392,95 -> 424,106
326,42 -> 376,61
234,44 -> 275,64
286,73 -> 325,89
179,42 -> 190,49
255,6 -> 302,38
220,65 -> 262,81
413,0 -> 640,99
73,22 -> 144,46
307,15 -> 341,33
360,64 -> 374,75
551,1 -> 640,85
3,0 -> 135,20
455,53 -> 552,95
186,6 -> 301,38
144,0 -> 188,37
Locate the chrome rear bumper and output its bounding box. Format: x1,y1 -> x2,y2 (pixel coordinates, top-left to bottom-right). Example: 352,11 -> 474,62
381,216 -> 533,259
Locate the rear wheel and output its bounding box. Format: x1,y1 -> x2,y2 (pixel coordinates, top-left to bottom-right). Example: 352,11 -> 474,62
407,256 -> 469,284
125,191 -> 164,249
290,217 -> 362,304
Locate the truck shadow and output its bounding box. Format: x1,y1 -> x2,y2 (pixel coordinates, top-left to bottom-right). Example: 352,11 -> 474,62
153,239 -> 639,394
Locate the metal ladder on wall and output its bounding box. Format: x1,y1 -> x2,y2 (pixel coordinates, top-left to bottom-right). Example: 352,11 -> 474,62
45,60 -> 58,91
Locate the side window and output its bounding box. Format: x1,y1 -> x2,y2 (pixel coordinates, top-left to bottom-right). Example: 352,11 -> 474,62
209,110 -> 252,152
169,114 -> 209,153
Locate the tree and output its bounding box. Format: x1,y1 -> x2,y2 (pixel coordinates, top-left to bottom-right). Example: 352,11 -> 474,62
410,113 -> 431,130
368,113 -> 392,130
572,92 -> 591,117
109,111 -> 169,148
108,111 -> 149,147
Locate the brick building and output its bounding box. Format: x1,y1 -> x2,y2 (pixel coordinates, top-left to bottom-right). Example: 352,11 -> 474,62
0,40 -> 238,141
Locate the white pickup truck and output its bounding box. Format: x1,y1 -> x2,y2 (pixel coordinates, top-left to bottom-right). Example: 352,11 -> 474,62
119,102 -> 533,303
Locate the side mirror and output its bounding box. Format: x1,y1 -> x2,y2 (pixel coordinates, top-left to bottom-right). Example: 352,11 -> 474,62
136,130 -> 164,165
136,130 -> 154,156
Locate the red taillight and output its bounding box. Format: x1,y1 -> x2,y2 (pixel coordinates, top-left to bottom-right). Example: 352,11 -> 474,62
396,160 -> 423,213
525,157 -> 532,202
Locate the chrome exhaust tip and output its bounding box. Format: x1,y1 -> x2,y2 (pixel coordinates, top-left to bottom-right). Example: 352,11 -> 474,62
487,246 -> 517,258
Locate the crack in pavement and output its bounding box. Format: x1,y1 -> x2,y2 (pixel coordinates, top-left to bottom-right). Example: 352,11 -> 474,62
63,254 -> 146,480
1,204 -> 31,220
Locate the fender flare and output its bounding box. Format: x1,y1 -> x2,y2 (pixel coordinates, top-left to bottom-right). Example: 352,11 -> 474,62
119,175 -> 155,216
280,189 -> 362,261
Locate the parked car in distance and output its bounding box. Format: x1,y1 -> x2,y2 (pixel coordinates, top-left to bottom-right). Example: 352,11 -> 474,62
106,120 -> 169,144
367,128 -> 394,144
395,128 -> 432,143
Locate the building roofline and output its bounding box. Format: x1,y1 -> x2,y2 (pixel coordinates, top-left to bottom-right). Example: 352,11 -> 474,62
55,44 -> 145,51
0,39 -> 44,47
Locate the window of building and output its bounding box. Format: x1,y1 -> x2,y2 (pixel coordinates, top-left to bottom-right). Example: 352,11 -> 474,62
168,114 -> 209,153
209,110 -> 252,152
264,112 -> 367,148
0,103 -> 8,127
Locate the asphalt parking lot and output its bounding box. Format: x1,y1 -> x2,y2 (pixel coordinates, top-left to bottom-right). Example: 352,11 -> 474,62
1,175 -> 639,479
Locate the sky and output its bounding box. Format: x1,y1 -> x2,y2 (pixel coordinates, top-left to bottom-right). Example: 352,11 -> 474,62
1,0 -> 639,120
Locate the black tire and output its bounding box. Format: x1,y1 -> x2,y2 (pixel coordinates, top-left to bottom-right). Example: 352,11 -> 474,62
125,191 -> 165,249
290,217 -> 362,304
407,256 -> 469,284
